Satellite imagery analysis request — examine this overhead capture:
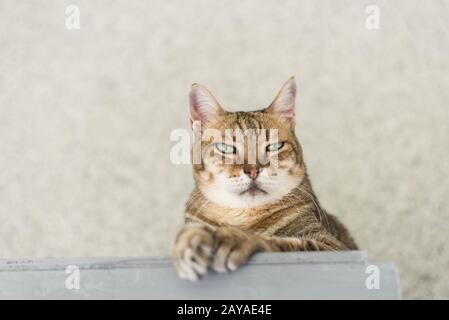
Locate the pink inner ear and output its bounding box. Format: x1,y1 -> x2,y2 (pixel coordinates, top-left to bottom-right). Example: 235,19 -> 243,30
189,85 -> 223,123
281,110 -> 296,120
189,99 -> 203,122
189,88 -> 212,122
271,98 -> 296,125
278,111 -> 296,126
272,78 -> 297,124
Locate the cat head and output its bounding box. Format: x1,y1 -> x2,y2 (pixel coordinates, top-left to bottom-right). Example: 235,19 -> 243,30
190,77 -> 305,209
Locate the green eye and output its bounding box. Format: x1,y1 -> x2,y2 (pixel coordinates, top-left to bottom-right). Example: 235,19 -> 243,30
266,142 -> 284,152
215,143 -> 236,154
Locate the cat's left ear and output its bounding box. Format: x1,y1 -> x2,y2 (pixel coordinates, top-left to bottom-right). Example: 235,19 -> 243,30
189,83 -> 225,126
265,76 -> 297,127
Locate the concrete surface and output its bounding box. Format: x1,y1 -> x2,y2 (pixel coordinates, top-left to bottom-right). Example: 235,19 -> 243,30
0,0 -> 448,299
0,251 -> 401,299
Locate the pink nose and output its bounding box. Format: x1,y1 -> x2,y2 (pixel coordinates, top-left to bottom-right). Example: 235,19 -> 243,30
244,167 -> 260,180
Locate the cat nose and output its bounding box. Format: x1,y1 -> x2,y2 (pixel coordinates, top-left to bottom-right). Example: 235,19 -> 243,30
243,166 -> 260,180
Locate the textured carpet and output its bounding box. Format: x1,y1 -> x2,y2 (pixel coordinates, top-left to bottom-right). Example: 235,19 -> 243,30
0,0 -> 448,299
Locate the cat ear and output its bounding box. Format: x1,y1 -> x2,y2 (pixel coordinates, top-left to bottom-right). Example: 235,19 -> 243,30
189,83 -> 225,124
265,77 -> 297,126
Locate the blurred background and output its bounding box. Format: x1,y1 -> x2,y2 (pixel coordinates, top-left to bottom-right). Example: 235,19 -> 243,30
0,0 -> 448,299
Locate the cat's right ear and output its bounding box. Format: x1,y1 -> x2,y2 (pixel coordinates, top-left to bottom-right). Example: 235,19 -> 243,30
265,77 -> 297,127
189,84 -> 225,126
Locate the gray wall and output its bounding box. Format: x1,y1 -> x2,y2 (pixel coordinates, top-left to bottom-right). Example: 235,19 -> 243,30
0,0 -> 448,299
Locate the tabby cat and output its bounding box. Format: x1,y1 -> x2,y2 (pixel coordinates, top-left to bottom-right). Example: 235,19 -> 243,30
173,77 -> 357,281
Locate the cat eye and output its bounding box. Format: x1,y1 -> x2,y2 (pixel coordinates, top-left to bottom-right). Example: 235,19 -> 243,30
266,142 -> 284,152
215,143 -> 236,154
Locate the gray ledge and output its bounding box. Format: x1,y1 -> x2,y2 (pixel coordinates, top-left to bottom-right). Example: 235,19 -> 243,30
0,251 -> 400,299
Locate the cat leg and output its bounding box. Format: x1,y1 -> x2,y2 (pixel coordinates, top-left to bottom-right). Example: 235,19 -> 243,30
172,223 -> 215,281
173,224 -> 348,280
263,234 -> 349,252
172,223 -> 264,279
210,227 -> 348,273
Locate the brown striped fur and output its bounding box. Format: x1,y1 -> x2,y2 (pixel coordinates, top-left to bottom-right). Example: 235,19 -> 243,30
173,77 -> 357,280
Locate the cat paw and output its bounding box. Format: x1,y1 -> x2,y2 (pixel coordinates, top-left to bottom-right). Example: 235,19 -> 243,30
211,226 -> 258,273
172,223 -> 214,281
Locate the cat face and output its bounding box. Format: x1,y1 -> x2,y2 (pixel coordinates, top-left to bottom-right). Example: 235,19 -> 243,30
190,77 -> 305,209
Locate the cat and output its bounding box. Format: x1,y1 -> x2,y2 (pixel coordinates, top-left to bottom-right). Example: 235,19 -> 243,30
173,77 -> 357,281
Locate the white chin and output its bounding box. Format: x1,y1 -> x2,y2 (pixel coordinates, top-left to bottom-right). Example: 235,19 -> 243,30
202,187 -> 281,209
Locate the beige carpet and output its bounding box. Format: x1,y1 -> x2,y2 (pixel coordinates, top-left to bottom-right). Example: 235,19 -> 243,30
0,0 -> 448,299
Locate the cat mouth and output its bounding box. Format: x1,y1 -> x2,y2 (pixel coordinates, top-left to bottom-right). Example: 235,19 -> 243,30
240,182 -> 267,196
